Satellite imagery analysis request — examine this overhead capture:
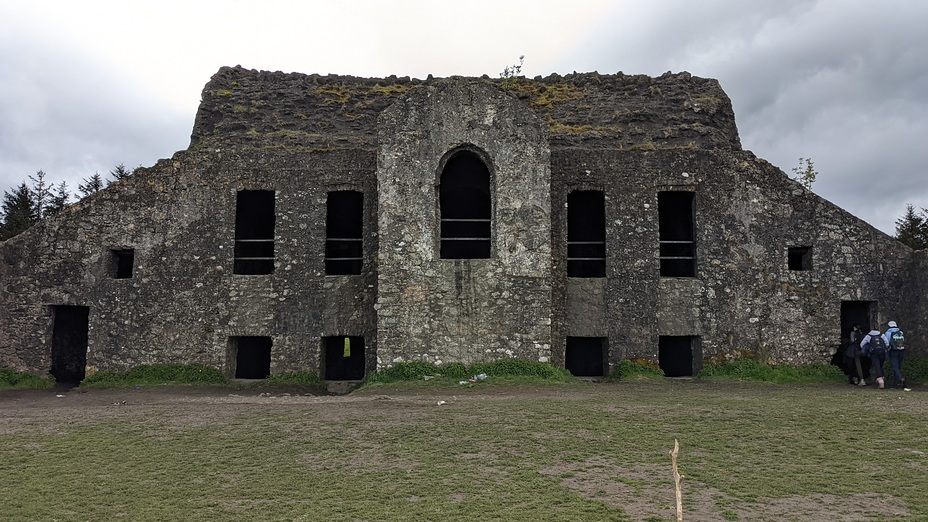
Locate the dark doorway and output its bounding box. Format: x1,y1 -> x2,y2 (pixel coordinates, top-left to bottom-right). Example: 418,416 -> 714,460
50,305 -> 89,383
567,191 -> 606,278
325,191 -> 364,275
440,151 -> 491,259
234,190 -> 275,275
659,336 -> 698,377
323,336 -> 365,380
565,337 -> 607,376
658,191 -> 696,277
834,301 -> 875,377
232,336 -> 272,379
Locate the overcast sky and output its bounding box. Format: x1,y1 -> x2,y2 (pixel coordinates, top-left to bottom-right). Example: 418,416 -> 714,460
1,0 -> 925,235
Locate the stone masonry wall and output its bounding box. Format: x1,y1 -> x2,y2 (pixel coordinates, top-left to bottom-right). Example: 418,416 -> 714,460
3,67 -> 924,379
375,80 -> 552,366
0,148 -> 379,376
551,148 -> 914,371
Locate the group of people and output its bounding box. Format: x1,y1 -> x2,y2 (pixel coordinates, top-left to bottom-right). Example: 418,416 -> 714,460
843,320 -> 908,390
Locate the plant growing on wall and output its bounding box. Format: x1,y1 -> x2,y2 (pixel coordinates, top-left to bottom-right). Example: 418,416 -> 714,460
791,157 -> 818,190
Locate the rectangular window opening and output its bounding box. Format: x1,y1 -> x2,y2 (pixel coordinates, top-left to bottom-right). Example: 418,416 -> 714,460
567,190 -> 606,277
658,335 -> 700,377
229,336 -> 272,379
787,246 -> 813,271
565,336 -> 607,377
322,336 -> 366,380
325,191 -> 364,275
658,191 -> 696,277
110,248 -> 135,279
234,190 -> 275,275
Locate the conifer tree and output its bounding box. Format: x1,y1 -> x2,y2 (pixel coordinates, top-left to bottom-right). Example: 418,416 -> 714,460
78,172 -> 106,197
45,181 -> 71,217
895,204 -> 928,250
0,182 -> 38,240
109,163 -> 133,182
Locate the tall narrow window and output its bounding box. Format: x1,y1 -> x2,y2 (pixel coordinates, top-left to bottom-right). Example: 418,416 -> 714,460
325,191 -> 364,275
658,191 -> 696,277
440,151 -> 491,259
234,190 -> 275,275
567,190 -> 606,277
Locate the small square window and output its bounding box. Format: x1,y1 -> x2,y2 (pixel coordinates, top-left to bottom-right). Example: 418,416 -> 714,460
787,246 -> 812,271
110,249 -> 134,279
229,336 -> 272,379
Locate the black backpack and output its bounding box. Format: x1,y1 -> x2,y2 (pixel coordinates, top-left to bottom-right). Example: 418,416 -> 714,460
868,334 -> 887,356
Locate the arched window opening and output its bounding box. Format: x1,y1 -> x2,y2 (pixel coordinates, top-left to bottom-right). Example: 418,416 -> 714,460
440,151 -> 491,259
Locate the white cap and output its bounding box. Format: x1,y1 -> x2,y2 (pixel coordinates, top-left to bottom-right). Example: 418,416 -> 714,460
888,321 -> 897,328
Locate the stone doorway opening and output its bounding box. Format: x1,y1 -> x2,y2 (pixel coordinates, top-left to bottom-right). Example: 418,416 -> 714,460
834,300 -> 876,378
322,336 -> 365,380
566,336 -> 607,377
659,335 -> 700,377
230,336 -> 272,379
50,305 -> 89,384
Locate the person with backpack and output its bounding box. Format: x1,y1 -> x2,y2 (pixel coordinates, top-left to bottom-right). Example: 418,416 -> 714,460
843,324 -> 867,386
860,327 -> 888,389
883,320 -> 907,389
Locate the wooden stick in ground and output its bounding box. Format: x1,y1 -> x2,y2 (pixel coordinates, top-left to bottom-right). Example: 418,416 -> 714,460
670,438 -> 684,521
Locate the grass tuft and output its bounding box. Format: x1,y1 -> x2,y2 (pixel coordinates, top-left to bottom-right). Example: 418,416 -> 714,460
80,364 -> 226,388
612,359 -> 664,379
699,359 -> 845,384
264,371 -> 324,386
0,367 -> 54,390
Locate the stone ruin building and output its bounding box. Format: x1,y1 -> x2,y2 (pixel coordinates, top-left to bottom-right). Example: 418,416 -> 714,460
1,65 -> 926,384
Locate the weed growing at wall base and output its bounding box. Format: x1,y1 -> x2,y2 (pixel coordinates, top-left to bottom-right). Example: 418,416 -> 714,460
611,359 -> 664,379
699,359 -> 845,384
263,371 -> 323,386
80,364 -> 226,388
0,368 -> 54,390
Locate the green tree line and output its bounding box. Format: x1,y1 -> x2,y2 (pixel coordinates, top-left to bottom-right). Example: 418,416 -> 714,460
0,164 -> 133,241
895,204 -> 928,250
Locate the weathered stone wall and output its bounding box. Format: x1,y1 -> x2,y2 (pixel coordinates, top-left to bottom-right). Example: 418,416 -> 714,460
0,148 -> 379,376
375,80 -> 552,366
191,66 -> 740,153
2,66 -> 924,379
550,148 -> 913,370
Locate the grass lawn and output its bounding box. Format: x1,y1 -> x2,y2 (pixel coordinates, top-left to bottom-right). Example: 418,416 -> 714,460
1,378 -> 925,521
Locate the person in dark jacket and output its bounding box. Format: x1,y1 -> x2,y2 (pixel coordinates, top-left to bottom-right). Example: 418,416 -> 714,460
843,324 -> 866,385
860,327 -> 887,389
